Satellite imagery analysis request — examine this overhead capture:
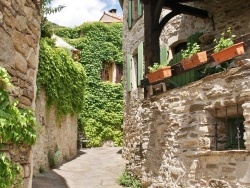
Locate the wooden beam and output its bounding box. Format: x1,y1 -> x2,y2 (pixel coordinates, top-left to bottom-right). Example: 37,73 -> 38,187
159,11 -> 179,34
153,0 -> 165,29
164,0 -> 208,18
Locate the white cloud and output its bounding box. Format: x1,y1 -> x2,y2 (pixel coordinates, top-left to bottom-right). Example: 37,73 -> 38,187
47,0 -> 108,27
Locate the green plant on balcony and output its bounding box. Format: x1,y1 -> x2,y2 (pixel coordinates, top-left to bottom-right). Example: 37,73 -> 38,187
181,42 -> 200,59
147,63 -> 172,83
213,27 -> 236,53
181,43 -> 207,70
212,27 -> 245,63
148,63 -> 165,73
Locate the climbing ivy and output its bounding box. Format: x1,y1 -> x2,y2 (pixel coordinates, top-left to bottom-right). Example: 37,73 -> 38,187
55,22 -> 123,147
37,38 -> 87,117
0,154 -> 21,188
0,67 -> 37,188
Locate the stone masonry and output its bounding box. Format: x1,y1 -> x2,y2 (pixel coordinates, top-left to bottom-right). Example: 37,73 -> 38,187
122,0 -> 250,187
33,89 -> 78,174
0,0 -> 41,188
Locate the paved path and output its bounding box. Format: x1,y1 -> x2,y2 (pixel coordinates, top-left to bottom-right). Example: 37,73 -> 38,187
33,147 -> 126,188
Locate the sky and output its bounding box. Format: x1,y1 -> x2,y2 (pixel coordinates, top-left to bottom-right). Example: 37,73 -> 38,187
47,0 -> 123,28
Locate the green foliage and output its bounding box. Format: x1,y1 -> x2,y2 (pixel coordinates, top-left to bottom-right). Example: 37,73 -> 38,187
37,38 -> 86,117
181,42 -> 200,59
39,166 -> 45,174
214,27 -> 236,53
0,67 -> 37,188
78,82 -> 123,147
48,145 -> 61,168
0,154 -> 22,188
42,0 -> 65,16
41,18 -> 53,38
54,27 -> 79,39
117,170 -> 141,188
0,68 -> 37,146
41,0 -> 65,38
56,22 -> 123,147
148,63 -> 166,73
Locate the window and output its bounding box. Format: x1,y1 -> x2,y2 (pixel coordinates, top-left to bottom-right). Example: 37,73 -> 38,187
226,117 -> 245,150
173,42 -> 187,55
101,63 -> 113,82
213,105 -> 246,151
115,64 -> 123,83
128,0 -> 143,29
102,63 -> 123,83
126,42 -> 144,92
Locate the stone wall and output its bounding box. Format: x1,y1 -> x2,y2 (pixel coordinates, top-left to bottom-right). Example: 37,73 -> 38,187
33,89 -> 78,174
124,60 -> 250,187
122,0 -> 250,187
0,0 -> 41,187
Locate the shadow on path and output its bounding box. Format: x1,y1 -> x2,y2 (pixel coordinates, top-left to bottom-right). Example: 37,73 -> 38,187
33,170 -> 69,188
32,147 -> 126,188
32,150 -> 87,188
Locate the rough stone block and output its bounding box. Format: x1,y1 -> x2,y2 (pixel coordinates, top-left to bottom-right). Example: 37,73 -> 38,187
0,27 -> 14,64
14,52 -> 28,74
19,96 -> 32,106
26,48 -> 37,69
12,30 -> 29,57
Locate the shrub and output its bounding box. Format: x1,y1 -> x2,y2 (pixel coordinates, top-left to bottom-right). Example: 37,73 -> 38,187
117,170 -> 141,188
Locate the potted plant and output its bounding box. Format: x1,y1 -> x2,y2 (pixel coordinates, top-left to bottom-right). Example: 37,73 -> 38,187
212,27 -> 245,63
181,43 -> 207,70
146,63 -> 172,83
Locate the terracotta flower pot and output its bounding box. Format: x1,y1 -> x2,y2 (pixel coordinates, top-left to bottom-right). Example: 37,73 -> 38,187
192,51 -> 208,66
146,66 -> 172,83
181,58 -> 196,70
211,42 -> 245,64
181,51 -> 207,70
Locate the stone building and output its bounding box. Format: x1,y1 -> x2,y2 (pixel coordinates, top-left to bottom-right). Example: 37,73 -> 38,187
122,0 -> 250,187
0,0 -> 41,187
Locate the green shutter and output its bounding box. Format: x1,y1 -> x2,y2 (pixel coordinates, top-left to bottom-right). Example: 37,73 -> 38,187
160,45 -> 169,65
128,0 -> 132,29
126,54 -> 132,91
137,42 -> 144,86
187,32 -> 203,45
169,51 -> 182,66
138,0 -> 143,17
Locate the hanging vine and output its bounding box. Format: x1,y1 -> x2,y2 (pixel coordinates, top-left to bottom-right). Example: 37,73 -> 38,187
37,38 -> 87,117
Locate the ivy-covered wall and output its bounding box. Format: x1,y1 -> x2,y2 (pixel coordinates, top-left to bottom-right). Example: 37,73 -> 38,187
33,38 -> 86,173
55,22 -> 124,147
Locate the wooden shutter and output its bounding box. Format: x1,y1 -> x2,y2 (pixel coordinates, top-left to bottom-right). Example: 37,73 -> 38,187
138,0 -> 143,17
168,51 -> 182,66
160,45 -> 169,65
137,42 -> 143,86
126,54 -> 132,92
187,32 -> 203,45
128,0 -> 132,29
115,64 -> 123,83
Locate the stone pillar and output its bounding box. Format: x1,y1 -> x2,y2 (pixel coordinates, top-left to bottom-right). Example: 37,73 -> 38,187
242,102 -> 250,151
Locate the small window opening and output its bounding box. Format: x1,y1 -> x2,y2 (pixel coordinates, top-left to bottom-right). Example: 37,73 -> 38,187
173,42 -> 187,55
214,104 -> 245,151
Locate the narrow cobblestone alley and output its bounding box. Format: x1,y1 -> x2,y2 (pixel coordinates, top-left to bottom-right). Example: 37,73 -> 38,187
33,147 -> 126,188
